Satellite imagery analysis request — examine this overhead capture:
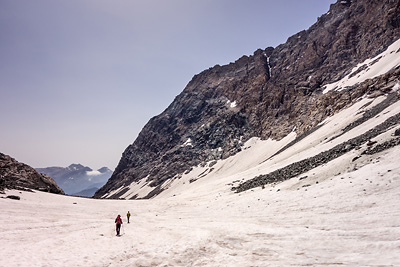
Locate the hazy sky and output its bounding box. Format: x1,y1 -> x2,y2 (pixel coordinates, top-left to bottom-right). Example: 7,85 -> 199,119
0,0 -> 334,170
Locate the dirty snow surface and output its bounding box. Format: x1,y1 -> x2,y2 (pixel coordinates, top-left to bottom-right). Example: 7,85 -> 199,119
1,93 -> 400,267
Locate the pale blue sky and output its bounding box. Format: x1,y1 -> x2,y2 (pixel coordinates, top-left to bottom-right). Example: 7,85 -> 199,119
0,0 -> 334,170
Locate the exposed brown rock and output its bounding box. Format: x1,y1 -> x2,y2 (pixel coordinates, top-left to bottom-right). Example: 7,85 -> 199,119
95,0 -> 400,199
0,152 -> 64,194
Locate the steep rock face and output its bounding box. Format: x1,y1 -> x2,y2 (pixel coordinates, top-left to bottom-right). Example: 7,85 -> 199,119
95,0 -> 400,199
0,153 -> 64,194
254,0 -> 400,139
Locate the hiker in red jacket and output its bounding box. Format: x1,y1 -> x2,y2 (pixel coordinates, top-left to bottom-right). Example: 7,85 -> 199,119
115,215 -> 123,236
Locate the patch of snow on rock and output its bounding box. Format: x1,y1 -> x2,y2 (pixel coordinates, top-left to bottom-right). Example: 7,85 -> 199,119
393,81 -> 400,91
182,138 -> 193,147
323,38 -> 400,94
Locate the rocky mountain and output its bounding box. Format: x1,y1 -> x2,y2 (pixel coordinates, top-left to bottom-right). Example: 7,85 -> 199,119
94,0 -> 400,199
36,164 -> 112,196
0,152 -> 64,194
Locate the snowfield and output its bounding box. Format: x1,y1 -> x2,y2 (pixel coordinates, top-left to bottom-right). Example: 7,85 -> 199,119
2,35 -> 400,266
1,92 -> 400,266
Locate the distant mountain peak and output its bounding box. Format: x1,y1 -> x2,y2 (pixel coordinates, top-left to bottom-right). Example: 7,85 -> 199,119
98,167 -> 112,173
67,164 -> 91,172
37,164 -> 112,196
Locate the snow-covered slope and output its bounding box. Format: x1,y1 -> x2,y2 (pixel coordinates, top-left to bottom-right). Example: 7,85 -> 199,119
1,85 -> 400,266
323,38 -> 400,93
106,93 -> 400,202
96,0 -> 400,199
100,35 -> 400,200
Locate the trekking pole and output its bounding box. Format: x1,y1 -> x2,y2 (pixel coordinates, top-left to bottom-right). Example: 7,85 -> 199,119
122,223 -> 125,235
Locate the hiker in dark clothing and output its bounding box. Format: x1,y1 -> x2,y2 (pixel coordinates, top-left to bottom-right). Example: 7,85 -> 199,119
127,211 -> 131,223
115,215 -> 123,236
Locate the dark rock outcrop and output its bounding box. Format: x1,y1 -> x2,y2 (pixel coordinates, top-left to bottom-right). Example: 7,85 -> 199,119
7,195 -> 21,200
0,153 -> 64,194
95,0 -> 400,199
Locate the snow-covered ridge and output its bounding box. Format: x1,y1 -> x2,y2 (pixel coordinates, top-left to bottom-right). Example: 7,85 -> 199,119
323,38 -> 400,94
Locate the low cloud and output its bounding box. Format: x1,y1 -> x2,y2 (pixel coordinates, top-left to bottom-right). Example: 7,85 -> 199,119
86,170 -> 101,176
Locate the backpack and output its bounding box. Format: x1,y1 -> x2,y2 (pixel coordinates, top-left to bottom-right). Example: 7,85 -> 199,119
116,216 -> 122,224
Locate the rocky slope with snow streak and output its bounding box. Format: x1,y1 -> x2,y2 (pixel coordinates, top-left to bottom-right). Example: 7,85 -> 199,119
95,0 -> 400,199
